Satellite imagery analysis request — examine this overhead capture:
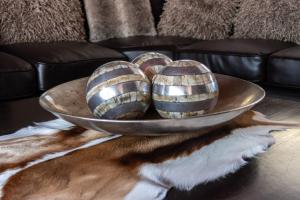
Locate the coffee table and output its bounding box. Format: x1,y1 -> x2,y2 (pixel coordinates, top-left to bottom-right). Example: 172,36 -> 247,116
0,87 -> 300,200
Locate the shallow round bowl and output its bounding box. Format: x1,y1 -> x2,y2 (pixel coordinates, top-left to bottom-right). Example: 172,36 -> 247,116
39,74 -> 265,136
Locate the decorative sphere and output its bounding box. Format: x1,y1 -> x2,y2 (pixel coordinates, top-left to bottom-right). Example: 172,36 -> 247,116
86,61 -> 151,119
132,52 -> 172,80
152,60 -> 219,119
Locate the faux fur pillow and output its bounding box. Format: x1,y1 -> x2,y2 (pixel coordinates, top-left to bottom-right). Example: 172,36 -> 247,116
0,0 -> 86,44
84,0 -> 157,42
158,0 -> 240,40
233,0 -> 300,44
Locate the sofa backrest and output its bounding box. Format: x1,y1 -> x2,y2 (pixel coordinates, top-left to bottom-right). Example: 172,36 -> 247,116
150,0 -> 165,26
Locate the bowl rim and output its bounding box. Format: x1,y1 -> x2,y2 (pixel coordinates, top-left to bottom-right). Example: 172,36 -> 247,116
39,74 -> 265,124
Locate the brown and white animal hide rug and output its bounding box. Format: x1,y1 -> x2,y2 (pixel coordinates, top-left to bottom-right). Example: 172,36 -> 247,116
0,111 -> 298,200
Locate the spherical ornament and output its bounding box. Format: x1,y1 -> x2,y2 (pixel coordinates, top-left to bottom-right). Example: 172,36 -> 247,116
152,60 -> 219,119
132,52 -> 172,80
86,61 -> 151,119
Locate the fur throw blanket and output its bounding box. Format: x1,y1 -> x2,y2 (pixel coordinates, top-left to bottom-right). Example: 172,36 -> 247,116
0,111 -> 298,200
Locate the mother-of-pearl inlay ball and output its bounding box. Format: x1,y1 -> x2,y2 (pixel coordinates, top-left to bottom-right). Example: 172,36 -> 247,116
86,61 -> 151,119
152,60 -> 219,119
132,52 -> 172,80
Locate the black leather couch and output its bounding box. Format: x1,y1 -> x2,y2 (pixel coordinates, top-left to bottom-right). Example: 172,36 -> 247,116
1,0 -> 299,100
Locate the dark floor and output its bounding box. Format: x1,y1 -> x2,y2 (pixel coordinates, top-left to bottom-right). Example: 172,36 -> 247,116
254,86 -> 300,121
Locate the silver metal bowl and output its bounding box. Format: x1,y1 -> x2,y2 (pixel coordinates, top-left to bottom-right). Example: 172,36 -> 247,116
39,74 -> 265,136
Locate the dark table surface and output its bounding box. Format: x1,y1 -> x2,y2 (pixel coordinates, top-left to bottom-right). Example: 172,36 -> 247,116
1,87 -> 300,200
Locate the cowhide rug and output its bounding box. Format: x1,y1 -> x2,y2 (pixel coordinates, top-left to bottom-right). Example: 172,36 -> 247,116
0,111 -> 298,200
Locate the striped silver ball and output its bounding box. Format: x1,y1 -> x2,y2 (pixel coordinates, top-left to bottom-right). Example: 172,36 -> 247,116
132,52 -> 172,80
152,60 -> 219,119
86,61 -> 151,119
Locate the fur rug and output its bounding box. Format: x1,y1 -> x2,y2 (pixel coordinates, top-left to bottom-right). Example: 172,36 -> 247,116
0,0 -> 86,44
83,0 -> 157,42
233,0 -> 300,44
0,111 -> 298,200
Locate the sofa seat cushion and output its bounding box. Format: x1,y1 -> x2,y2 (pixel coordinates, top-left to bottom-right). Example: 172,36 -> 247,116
97,36 -> 198,60
1,42 -> 127,90
0,52 -> 37,100
268,46 -> 300,88
177,39 -> 295,82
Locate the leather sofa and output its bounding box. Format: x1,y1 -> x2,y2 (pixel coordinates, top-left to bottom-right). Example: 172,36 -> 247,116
0,0 -> 299,100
